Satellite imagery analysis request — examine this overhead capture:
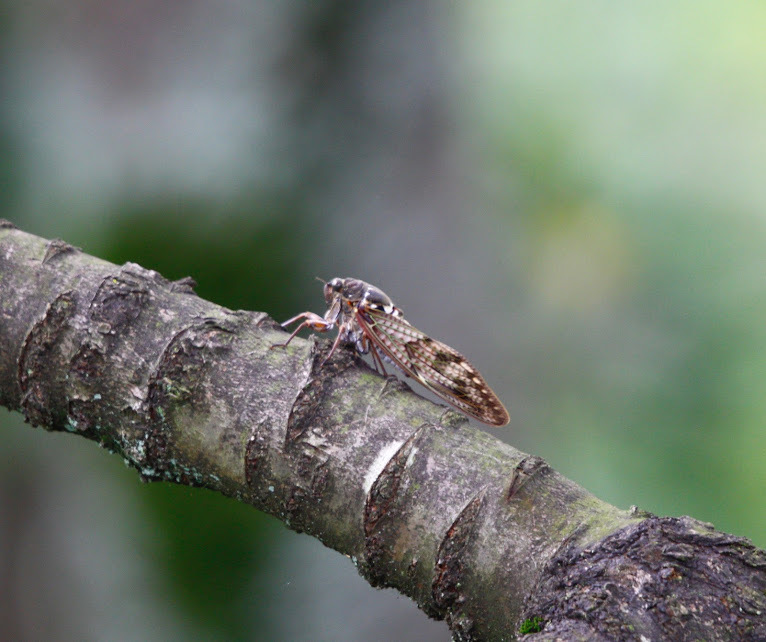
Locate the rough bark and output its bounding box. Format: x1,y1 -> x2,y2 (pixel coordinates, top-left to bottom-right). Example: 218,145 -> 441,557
0,221 -> 764,641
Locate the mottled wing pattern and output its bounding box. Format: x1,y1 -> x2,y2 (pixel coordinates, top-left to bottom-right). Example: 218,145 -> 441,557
356,308 -> 510,426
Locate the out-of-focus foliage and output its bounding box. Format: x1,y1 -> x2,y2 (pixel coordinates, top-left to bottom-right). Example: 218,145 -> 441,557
1,2 -> 765,640
99,197 -> 314,316
454,4 -> 766,547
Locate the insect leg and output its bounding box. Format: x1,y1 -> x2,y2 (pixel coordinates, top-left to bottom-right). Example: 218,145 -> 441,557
366,339 -> 390,376
319,316 -> 355,365
281,311 -> 330,329
272,311 -> 334,348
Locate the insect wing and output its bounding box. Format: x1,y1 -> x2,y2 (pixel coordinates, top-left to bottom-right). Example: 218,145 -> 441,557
356,308 -> 509,426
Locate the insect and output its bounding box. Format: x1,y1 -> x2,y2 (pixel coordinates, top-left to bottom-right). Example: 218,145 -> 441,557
273,278 -> 509,426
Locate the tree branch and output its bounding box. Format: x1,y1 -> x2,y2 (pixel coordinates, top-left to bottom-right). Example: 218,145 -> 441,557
1,222 -> 764,641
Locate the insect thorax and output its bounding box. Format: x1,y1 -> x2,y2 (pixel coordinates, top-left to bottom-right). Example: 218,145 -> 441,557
326,278 -> 400,315
360,285 -> 398,315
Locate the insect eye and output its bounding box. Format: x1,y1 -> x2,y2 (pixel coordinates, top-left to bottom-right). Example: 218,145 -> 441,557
324,278 -> 344,302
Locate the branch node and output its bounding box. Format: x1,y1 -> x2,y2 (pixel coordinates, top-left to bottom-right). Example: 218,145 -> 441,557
143,317 -> 236,481
18,290 -> 76,427
433,487 -> 488,621
363,424 -> 430,585
283,338 -> 355,444
506,455 -> 549,501
170,276 -> 198,293
42,239 -> 80,264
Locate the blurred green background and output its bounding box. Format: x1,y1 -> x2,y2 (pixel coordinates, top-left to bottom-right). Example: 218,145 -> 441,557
2,2 -> 765,640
